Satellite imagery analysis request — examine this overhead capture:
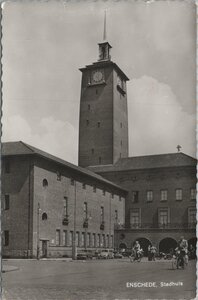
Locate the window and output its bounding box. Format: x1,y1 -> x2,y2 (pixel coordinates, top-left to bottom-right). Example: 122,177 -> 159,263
91,148 -> 94,155
107,235 -> 110,248
57,171 -> 61,181
56,230 -> 61,246
92,233 -> 96,247
97,234 -> 100,247
42,212 -> 47,220
158,208 -> 170,227
160,190 -> 167,201
115,210 -> 118,224
103,189 -> 106,196
5,161 -> 10,174
120,122 -> 122,128
102,234 -> 105,247
81,232 -> 85,247
63,230 -> 67,246
76,232 -> 80,247
69,231 -> 73,246
86,120 -> 89,126
4,231 -> 9,246
71,178 -> 74,186
82,183 -> 86,189
84,202 -> 88,219
87,233 -> 91,247
119,196 -> 122,202
146,190 -> 153,202
131,191 -> 139,203
176,189 -> 182,201
93,185 -> 96,193
101,206 -> 104,222
88,104 -> 91,111
130,208 -> 141,228
97,122 -> 100,128
190,188 -> 196,200
63,197 -> 68,216
42,179 -> 48,187
111,235 -> 114,248
99,157 -> 102,164
188,208 -> 196,226
4,195 -> 10,210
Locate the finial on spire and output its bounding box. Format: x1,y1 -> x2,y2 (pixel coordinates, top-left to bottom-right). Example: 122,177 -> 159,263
103,10 -> 107,41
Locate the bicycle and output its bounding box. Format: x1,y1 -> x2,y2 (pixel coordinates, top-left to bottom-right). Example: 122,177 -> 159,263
130,249 -> 144,262
172,250 -> 188,270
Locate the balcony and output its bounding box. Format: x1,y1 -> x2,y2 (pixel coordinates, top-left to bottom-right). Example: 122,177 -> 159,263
100,221 -> 105,230
114,222 -> 196,230
83,218 -> 89,228
62,215 -> 69,226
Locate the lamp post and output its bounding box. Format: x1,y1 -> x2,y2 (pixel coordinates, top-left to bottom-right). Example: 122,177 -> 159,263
37,202 -> 41,260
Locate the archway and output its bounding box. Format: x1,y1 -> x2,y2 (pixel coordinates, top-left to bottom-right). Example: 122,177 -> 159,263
132,238 -> 152,256
159,238 -> 177,253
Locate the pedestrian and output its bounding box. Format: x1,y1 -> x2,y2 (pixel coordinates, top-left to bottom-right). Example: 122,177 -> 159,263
148,245 -> 151,261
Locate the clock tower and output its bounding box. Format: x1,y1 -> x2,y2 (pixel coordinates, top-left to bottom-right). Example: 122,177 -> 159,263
78,19 -> 129,167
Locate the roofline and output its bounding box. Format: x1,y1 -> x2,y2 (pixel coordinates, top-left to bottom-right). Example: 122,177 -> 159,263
2,142 -> 127,193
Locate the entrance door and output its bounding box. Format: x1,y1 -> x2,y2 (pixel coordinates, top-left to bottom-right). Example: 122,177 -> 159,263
42,240 -> 48,258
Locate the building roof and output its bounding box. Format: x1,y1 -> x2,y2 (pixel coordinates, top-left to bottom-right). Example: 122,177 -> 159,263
88,153 -> 197,173
2,141 -> 127,193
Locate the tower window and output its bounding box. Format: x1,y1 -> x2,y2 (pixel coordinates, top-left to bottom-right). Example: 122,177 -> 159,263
4,195 -> 10,210
88,104 -> 91,111
4,231 -> 9,246
86,120 -> 89,126
91,148 -> 94,155
120,122 -> 122,128
42,212 -> 48,220
99,157 -> 102,164
97,122 -> 100,128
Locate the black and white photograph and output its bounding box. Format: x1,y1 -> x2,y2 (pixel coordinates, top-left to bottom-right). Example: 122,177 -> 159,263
1,1 -> 197,299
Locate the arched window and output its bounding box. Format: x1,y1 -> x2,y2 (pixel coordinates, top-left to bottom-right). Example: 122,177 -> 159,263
43,179 -> 48,187
42,212 -> 48,220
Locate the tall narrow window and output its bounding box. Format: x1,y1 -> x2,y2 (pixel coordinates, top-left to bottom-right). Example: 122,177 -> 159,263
97,234 -> 100,247
158,208 -> 170,228
190,188 -> 196,200
115,210 -> 118,224
91,148 -> 94,155
76,232 -> 80,247
81,232 -> 85,247
146,190 -> 153,202
130,208 -> 141,228
88,104 -> 91,111
97,121 -> 100,128
160,190 -> 168,201
188,208 -> 196,226
131,191 -> 139,203
42,179 -> 48,187
63,197 -> 68,216
86,120 -> 89,126
87,233 -> 91,247
176,189 -> 182,201
71,178 -> 74,186
92,233 -> 96,247
56,230 -> 61,246
99,157 -> 102,164
63,230 -> 67,246
69,231 -> 73,246
84,202 -> 88,219
4,231 -> 9,246
101,206 -> 104,222
4,195 -> 10,210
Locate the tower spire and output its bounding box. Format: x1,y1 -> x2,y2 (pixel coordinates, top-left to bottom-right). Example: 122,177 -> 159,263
103,10 -> 107,41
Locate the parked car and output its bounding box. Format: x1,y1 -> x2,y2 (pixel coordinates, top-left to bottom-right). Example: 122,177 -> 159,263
114,252 -> 123,259
77,250 -> 94,260
98,249 -> 114,259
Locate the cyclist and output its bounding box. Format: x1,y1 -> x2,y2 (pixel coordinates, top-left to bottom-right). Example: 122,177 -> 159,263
176,236 -> 188,268
132,240 -> 143,261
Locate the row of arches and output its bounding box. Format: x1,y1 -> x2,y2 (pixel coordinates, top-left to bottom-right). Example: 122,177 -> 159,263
119,237 -> 197,256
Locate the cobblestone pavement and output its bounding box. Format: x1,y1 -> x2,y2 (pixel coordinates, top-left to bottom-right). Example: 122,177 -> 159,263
2,258 -> 196,300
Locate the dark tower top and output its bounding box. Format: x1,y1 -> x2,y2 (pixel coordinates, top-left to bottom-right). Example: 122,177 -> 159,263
78,16 -> 129,168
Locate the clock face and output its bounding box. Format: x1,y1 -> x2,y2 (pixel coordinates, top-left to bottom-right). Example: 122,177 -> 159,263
92,70 -> 103,83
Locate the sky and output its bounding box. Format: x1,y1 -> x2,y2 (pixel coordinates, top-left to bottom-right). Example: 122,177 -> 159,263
2,0 -> 196,164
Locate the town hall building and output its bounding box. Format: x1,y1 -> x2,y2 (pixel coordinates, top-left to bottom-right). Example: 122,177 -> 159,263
2,19 -> 196,258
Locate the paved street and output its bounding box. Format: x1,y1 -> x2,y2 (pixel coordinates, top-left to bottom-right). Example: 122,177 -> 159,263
2,258 -> 196,300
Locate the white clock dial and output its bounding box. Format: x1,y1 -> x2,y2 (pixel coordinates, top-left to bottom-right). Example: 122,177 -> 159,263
92,70 -> 103,83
